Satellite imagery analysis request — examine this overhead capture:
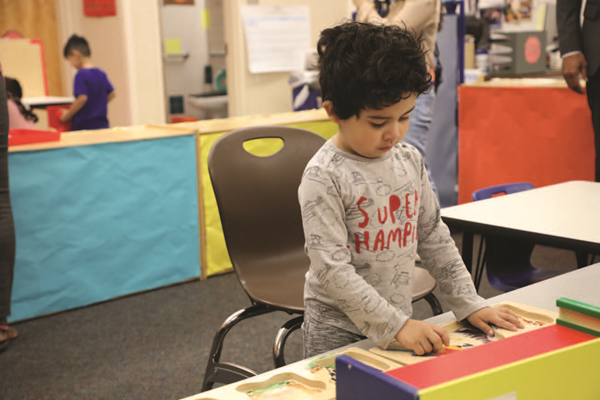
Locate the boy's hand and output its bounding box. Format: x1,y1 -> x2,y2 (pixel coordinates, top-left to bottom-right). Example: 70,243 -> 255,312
59,108 -> 70,122
467,307 -> 524,336
395,319 -> 450,355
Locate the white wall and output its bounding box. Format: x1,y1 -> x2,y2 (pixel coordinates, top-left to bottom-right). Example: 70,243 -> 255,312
55,0 -> 166,127
160,0 -> 210,114
53,0 -> 353,125
121,1 -> 166,126
224,0 -> 353,117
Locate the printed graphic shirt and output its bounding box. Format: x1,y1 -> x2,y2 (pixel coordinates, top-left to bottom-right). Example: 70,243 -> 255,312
298,140 -> 486,349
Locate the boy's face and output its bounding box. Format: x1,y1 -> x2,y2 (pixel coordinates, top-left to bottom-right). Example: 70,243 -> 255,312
66,51 -> 83,70
325,93 -> 418,159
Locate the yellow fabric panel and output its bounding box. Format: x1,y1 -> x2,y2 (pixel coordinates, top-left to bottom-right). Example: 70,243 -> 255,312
242,138 -> 284,157
200,120 -> 337,277
420,338 -> 600,400
199,132 -> 231,277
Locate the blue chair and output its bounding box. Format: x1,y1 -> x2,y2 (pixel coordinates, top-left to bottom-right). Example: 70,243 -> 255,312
471,182 -> 563,292
472,182 -> 536,202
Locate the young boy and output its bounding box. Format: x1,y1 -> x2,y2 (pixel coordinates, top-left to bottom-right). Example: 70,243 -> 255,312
299,22 -> 523,358
61,34 -> 115,131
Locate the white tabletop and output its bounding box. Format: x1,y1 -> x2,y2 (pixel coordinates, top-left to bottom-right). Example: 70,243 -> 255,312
21,96 -> 74,107
441,181 -> 600,252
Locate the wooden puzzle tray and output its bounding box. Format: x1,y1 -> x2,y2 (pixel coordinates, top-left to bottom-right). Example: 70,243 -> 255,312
368,301 -> 557,366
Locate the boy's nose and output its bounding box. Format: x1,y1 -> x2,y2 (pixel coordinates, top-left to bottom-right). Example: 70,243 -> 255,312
384,124 -> 402,141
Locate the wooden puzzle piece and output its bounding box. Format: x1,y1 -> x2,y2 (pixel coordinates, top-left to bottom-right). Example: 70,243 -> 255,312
309,347 -> 400,383
182,347 -> 398,400
235,373 -> 327,399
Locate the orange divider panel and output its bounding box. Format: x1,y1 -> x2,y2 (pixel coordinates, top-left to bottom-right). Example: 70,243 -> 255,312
458,86 -> 595,204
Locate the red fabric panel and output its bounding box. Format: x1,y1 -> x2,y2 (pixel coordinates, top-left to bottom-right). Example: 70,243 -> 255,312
458,86 -> 595,204
385,324 -> 596,389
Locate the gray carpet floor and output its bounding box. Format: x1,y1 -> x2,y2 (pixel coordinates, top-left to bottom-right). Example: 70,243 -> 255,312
0,233 -> 580,400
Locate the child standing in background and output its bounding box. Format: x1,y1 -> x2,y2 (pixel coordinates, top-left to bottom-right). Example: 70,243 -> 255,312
299,22 -> 523,359
61,34 -> 115,131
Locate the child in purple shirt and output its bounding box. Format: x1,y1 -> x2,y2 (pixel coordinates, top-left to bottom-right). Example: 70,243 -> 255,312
61,35 -> 115,131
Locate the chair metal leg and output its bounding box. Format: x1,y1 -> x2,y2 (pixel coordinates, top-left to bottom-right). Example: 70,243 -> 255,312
273,315 -> 303,368
575,251 -> 591,268
202,362 -> 257,392
474,236 -> 486,291
424,293 -> 443,316
202,304 -> 274,392
461,231 -> 474,274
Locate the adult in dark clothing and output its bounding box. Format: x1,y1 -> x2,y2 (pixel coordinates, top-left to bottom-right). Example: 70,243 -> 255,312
0,67 -> 18,352
557,0 -> 600,181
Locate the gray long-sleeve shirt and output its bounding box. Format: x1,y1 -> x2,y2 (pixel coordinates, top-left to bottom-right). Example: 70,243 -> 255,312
298,140 -> 486,349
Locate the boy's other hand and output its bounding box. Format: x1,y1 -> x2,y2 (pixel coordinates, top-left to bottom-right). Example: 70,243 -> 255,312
59,108 -> 69,122
395,319 -> 450,355
467,307 -> 524,336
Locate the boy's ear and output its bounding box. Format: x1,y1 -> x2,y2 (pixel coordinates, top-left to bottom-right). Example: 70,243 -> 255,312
322,100 -> 341,124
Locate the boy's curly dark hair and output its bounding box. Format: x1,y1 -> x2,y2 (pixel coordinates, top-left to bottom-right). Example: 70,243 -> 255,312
63,34 -> 91,58
317,22 -> 431,120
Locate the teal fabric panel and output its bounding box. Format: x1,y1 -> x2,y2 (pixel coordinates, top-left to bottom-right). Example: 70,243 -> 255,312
8,135 -> 200,322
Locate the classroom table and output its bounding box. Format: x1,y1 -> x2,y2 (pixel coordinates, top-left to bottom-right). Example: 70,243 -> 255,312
21,95 -> 75,109
184,262 -> 600,400
440,180 -> 600,275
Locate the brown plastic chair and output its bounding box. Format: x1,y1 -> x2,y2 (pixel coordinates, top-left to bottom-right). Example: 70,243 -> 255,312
413,266 -> 443,314
202,125 -> 442,392
202,126 -> 324,391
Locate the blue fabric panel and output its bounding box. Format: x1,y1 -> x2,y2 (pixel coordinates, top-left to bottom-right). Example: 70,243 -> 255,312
336,355 -> 419,400
428,14 -> 459,208
8,135 -> 200,322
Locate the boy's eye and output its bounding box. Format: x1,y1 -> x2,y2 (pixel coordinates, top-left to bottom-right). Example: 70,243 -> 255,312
399,115 -> 410,122
370,122 -> 385,128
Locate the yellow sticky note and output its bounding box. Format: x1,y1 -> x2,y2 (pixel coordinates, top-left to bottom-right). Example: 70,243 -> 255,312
165,38 -> 182,54
201,9 -> 211,29
535,4 -> 547,31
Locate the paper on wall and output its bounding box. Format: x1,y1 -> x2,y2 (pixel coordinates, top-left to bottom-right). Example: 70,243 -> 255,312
241,5 -> 310,74
164,38 -> 182,54
201,9 -> 211,29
